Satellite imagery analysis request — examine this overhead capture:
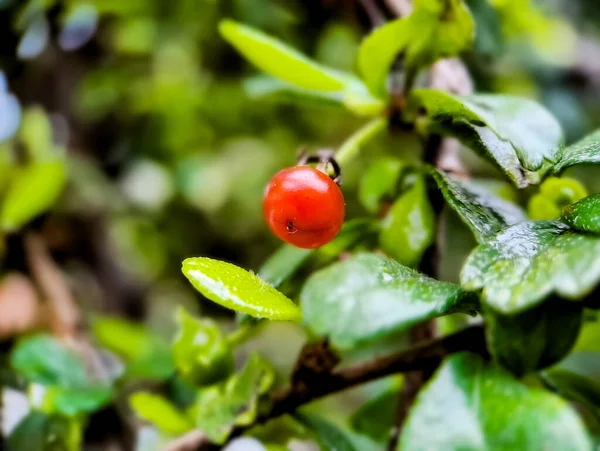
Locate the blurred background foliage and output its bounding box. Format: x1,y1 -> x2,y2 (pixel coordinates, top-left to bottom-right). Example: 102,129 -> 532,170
2,0 -> 600,448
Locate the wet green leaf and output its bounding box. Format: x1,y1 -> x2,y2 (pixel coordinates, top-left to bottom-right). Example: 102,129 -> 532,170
400,353 -> 592,451
433,170 -> 525,243
172,308 -> 234,387
554,129 -> 600,173
0,161 -> 67,231
357,0 -> 474,97
563,194 -> 600,234
410,89 -> 563,187
301,253 -> 478,349
194,353 -> 275,444
46,385 -> 113,417
461,221 -> 600,314
484,299 -> 582,376
359,157 -> 404,214
130,392 -> 194,435
296,411 -> 358,451
542,369 -> 600,420
182,257 -> 301,321
7,411 -> 81,451
379,175 -> 435,267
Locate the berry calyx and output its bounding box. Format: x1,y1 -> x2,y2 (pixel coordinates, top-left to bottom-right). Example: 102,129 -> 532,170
263,166 -> 345,249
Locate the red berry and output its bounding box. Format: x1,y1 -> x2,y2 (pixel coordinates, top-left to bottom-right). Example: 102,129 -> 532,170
263,166 -> 345,249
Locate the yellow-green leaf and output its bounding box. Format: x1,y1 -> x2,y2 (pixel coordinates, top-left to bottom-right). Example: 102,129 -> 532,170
130,392 -> 194,435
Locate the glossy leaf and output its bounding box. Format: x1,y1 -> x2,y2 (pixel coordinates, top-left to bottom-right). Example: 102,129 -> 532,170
130,392 -> 194,435
410,89 -> 563,187
357,0 -> 474,97
359,157 -> 404,214
400,353 -> 592,451
301,253 -> 478,349
563,194 -> 600,234
194,353 -> 276,444
172,308 -> 234,387
379,175 -> 435,267
542,369 -> 600,420
461,221 -> 600,314
484,299 -> 582,376
47,385 -> 113,417
554,129 -> 600,173
182,257 -> 301,321
0,161 -> 67,231
350,386 -> 400,442
219,19 -> 347,92
7,411 -> 81,451
432,170 -> 526,243
296,411 -> 358,451
11,335 -> 88,388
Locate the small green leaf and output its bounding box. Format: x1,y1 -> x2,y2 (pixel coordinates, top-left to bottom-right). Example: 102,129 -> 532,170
219,19 -> 347,92
350,386 -> 400,442
432,170 -> 526,242
296,411 -> 358,451
46,385 -> 113,417
563,194 -> 600,234
19,107 -> 55,161
410,90 -> 564,187
182,257 -> 301,321
172,308 -> 234,387
554,129 -> 600,173
130,392 -> 194,435
0,161 -> 67,231
359,157 -> 404,214
357,0 -> 474,97
542,369 -> 600,421
401,353 -> 593,451
301,253 -> 478,349
379,175 -> 435,267
194,353 -> 276,444
484,299 -> 582,376
7,411 -> 81,451
11,335 -> 89,387
461,221 -> 600,314
258,245 -> 313,288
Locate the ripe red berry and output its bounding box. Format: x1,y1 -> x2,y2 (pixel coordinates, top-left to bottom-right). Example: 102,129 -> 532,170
263,166 -> 345,249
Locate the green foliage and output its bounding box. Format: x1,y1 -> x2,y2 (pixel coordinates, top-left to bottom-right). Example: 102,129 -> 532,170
172,308 -> 234,387
7,411 -> 81,451
528,177 -> 587,220
130,392 -> 194,435
350,385 -> 401,442
359,157 -> 404,214
554,129 -> 600,173
400,353 -> 592,451
182,257 -> 301,321
295,411 -> 358,451
300,253 -> 478,349
542,369 -> 600,421
563,194 -> 600,233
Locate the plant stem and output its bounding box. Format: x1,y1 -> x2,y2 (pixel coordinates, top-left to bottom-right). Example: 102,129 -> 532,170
335,117 -> 387,167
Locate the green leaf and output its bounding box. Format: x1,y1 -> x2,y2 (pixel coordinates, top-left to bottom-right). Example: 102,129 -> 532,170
182,257 -> 301,321
461,221 -> 600,314
11,335 -> 89,387
563,194 -> 600,234
194,353 -> 276,444
484,298 -> 582,376
432,170 -> 526,243
0,161 -> 67,231
219,19 -> 347,92
7,411 -> 81,451
46,385 -> 113,417
258,245 -> 313,288
350,387 -> 400,442
130,392 -> 194,435
542,369 -> 600,420
19,107 -> 55,161
410,89 -> 564,187
379,175 -> 435,267
172,308 -> 234,387
554,129 -> 600,173
296,411 -> 358,451
400,353 -> 592,451
359,157 -> 404,214
357,0 -> 474,97
301,253 -> 478,349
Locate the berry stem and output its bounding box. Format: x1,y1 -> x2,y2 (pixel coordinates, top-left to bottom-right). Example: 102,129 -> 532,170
335,117 -> 387,167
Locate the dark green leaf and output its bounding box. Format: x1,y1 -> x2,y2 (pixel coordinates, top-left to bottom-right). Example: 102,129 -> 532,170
130,392 -> 194,435
554,129 -> 600,173
296,411 -> 358,451
563,194 -> 600,234
172,308 -> 234,387
7,411 -> 81,451
400,353 -> 592,451
432,170 -> 526,242
182,257 -> 301,321
11,335 -> 88,387
194,353 -> 275,444
301,253 -> 478,349
542,369 -> 600,420
484,299 -> 582,376
47,385 -> 113,417
379,175 -> 435,266
461,221 -> 600,314
350,387 -> 400,442
410,89 -> 563,187
258,245 -> 313,288
358,157 -> 404,214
